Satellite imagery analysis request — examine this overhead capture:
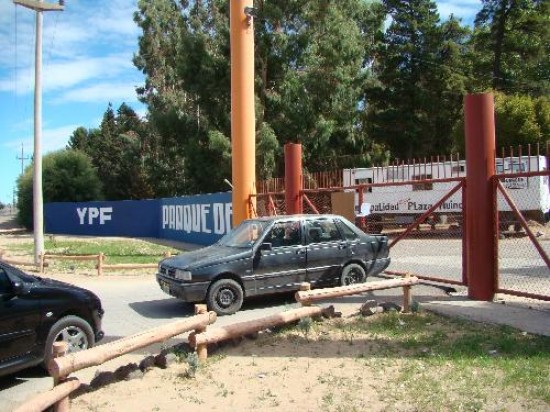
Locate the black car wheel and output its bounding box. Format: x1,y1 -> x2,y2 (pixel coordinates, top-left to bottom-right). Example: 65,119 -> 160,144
44,315 -> 95,366
340,263 -> 366,286
207,279 -> 244,316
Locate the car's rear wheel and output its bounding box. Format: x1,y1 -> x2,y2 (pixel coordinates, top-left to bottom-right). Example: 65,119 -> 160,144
340,263 -> 366,286
206,278 -> 244,316
44,315 -> 95,367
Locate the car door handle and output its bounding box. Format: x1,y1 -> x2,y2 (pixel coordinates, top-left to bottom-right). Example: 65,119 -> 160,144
296,249 -> 306,255
338,244 -> 347,250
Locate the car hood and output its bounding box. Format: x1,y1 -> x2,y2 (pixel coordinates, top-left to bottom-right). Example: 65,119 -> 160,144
30,276 -> 101,303
162,245 -> 252,270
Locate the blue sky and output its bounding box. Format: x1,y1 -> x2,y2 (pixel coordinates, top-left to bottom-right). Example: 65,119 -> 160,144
0,0 -> 481,206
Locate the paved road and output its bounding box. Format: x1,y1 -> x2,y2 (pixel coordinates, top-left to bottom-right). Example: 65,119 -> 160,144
0,274 -> 305,411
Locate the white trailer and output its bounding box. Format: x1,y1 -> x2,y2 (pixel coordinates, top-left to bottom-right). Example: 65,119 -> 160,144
343,156 -> 550,232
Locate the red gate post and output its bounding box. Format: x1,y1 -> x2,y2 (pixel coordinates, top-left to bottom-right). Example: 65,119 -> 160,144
284,143 -> 303,214
464,93 -> 497,300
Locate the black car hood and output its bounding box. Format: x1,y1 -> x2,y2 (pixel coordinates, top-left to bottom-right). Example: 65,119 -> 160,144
30,276 -> 100,302
162,245 -> 252,270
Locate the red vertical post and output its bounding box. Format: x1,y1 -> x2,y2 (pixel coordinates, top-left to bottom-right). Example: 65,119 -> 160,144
284,143 -> 303,215
464,93 -> 497,300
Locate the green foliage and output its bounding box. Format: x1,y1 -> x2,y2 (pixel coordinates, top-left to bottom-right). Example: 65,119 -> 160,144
185,352 -> 200,378
16,150 -> 103,230
453,92 -> 550,152
69,103 -> 154,200
494,92 -> 544,148
471,0 -> 550,96
367,0 -> 470,159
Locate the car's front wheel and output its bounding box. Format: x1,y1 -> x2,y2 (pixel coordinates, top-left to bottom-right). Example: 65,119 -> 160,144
206,278 -> 244,316
340,263 -> 366,286
44,315 -> 95,366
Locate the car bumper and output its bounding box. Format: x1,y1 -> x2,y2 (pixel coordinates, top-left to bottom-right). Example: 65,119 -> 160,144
367,257 -> 391,275
156,273 -> 209,303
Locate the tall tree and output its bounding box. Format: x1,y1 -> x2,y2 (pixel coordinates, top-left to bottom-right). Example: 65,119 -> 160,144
133,0 -> 388,194
471,0 -> 549,96
134,0 -> 232,195
257,0 -> 387,171
69,103 -> 154,200
17,150 -> 103,229
366,0 -> 470,159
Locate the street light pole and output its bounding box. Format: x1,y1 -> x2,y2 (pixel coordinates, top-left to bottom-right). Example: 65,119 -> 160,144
13,0 -> 64,263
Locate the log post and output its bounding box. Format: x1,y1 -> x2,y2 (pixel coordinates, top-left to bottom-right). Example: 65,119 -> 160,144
298,282 -> 311,306
194,304 -> 209,361
97,253 -> 104,276
402,273 -> 412,313
52,341 -> 69,412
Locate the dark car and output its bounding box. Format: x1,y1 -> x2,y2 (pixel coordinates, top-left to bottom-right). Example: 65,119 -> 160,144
156,214 -> 390,315
0,261 -> 104,377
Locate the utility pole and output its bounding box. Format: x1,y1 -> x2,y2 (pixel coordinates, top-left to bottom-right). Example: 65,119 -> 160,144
13,0 -> 64,263
16,143 -> 31,175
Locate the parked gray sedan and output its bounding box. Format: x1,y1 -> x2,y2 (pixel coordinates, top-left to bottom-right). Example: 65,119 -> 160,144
156,214 -> 390,315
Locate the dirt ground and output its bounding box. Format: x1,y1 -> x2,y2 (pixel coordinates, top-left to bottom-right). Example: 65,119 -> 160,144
70,324 -> 403,412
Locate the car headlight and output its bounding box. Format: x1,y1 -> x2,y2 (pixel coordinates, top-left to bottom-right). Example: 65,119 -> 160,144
174,269 -> 192,281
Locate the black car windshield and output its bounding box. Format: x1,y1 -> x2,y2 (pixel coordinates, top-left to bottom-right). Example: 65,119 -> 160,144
217,220 -> 270,248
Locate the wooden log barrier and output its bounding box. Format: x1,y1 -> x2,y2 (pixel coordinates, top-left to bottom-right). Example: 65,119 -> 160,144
43,254 -> 100,261
188,306 -> 324,360
295,277 -> 419,308
12,377 -> 81,412
193,304 -> 209,360
40,254 -> 100,274
52,341 -> 70,412
99,263 -> 159,271
48,311 -> 217,380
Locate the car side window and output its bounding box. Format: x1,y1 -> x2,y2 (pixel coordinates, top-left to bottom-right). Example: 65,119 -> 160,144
306,219 -> 342,243
266,222 -> 301,247
0,269 -> 13,295
336,219 -> 359,241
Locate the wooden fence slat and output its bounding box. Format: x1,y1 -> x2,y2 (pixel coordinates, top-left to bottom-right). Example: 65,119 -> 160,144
295,277 -> 419,305
188,306 -> 323,348
43,254 -> 99,261
12,378 -> 80,412
48,311 -> 217,379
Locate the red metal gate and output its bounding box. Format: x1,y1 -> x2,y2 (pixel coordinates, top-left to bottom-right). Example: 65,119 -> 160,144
252,146 -> 550,301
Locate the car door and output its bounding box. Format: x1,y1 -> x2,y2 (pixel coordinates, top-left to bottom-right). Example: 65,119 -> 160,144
305,217 -> 351,286
252,220 -> 307,294
0,268 -> 41,364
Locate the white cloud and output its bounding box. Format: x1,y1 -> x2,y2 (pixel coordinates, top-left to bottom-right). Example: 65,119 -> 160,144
0,0 -> 142,103
4,124 -> 80,154
54,81 -> 140,104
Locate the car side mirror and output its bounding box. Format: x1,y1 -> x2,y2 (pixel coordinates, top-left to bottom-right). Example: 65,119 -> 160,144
12,281 -> 25,295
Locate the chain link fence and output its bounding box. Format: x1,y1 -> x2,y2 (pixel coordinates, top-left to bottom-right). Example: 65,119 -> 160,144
496,174 -> 550,298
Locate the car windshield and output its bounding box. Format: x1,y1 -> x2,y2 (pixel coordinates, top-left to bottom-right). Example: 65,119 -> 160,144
217,220 -> 270,248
